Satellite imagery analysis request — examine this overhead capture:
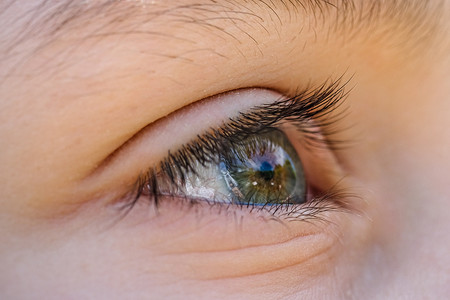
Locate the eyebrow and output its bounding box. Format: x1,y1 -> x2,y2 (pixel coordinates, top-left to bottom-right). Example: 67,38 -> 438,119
0,0 -> 444,73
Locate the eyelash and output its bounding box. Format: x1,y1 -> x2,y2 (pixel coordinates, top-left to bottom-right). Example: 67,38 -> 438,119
121,79 -> 353,221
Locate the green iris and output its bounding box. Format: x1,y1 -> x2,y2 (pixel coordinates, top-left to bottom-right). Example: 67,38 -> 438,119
220,129 -> 306,205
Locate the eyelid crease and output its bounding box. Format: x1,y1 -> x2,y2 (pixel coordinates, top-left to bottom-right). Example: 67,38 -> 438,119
86,88 -> 285,180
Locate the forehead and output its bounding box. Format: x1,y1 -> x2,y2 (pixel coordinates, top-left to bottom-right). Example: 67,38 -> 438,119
0,0 -> 444,56
0,0 -> 445,99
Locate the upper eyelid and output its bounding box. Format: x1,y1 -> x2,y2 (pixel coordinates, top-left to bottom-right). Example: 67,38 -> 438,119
158,82 -> 345,170
89,79 -> 346,180
83,88 -> 286,180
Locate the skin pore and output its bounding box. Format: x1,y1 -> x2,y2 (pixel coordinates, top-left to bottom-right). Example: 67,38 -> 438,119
0,0 -> 449,299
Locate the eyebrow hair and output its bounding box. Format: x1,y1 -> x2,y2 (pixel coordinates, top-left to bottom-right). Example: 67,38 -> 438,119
0,0 -> 445,74
5,0 -> 442,36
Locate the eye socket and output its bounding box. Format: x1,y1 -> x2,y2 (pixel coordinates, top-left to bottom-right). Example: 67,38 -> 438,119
76,83 -> 359,282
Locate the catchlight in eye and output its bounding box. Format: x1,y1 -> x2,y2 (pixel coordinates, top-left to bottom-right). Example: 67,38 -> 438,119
219,128 -> 306,206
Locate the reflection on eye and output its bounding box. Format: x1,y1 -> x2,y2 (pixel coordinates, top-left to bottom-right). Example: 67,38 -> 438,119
123,80 -> 351,220
218,129 -> 306,205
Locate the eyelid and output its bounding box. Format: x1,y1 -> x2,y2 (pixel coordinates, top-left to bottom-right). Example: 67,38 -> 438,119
79,89 -> 286,199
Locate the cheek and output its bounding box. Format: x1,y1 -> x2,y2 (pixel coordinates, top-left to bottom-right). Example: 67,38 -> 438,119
0,197 -> 372,299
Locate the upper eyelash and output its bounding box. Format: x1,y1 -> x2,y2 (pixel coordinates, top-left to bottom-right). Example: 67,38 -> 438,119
122,78 -> 350,217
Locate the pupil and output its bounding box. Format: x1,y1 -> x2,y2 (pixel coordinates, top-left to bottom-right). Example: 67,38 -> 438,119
259,161 -> 274,181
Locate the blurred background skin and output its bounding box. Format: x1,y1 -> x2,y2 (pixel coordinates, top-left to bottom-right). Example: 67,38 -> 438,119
0,0 -> 449,299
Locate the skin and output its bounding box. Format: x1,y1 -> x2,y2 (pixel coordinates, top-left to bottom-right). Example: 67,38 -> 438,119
0,0 -> 449,299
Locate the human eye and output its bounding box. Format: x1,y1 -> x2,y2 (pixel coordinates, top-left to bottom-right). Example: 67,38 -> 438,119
119,80 -> 353,223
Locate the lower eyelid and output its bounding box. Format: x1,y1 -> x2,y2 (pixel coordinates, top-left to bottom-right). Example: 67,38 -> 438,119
119,195 -> 343,246
158,208 -> 332,255
112,187 -> 361,283
118,205 -> 341,283
158,231 -> 336,281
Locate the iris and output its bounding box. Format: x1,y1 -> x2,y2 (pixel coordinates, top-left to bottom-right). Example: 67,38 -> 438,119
220,129 -> 306,205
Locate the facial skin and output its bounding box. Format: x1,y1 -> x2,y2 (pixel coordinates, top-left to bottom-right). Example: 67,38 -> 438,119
0,0 -> 449,299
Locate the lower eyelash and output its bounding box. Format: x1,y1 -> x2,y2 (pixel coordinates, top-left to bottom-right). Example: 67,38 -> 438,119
121,181 -> 355,225
120,78 -> 353,221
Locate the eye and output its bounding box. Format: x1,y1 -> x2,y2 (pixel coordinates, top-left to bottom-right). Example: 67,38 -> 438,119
114,80 -> 352,221
151,128 -> 307,206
